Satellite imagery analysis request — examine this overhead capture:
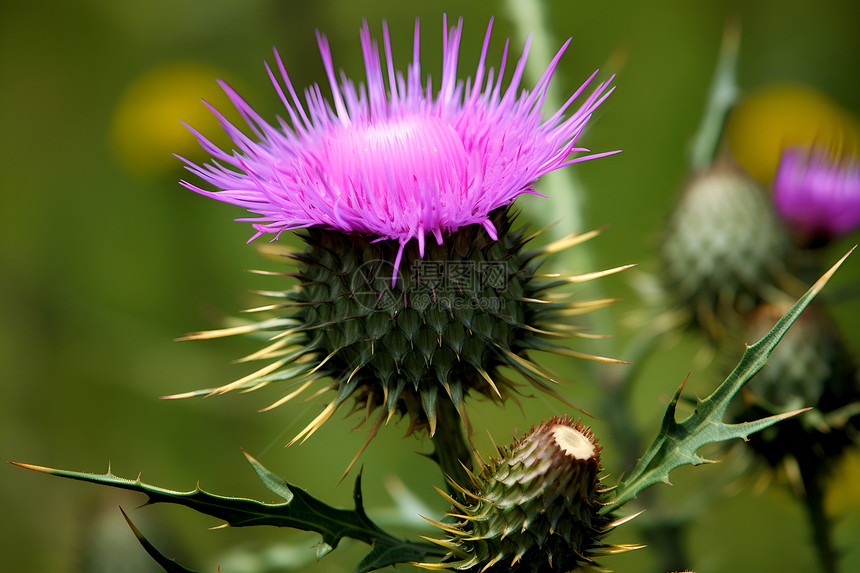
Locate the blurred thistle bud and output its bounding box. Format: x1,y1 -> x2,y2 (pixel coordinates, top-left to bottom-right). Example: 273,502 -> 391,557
659,163 -> 792,341
774,146 -> 860,243
420,416 -> 642,572
730,300 -> 860,474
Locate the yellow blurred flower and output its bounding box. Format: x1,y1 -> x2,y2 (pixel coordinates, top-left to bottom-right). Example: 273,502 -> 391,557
727,84 -> 860,184
110,62 -> 235,178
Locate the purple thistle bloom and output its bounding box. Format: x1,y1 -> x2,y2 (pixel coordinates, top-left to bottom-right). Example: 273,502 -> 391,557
774,146 -> 860,238
180,16 -> 615,278
173,17 -> 627,448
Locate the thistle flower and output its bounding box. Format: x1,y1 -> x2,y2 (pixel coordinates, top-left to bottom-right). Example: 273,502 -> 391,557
774,146 -> 860,240
420,416 -> 642,572
175,17 -> 624,450
181,17 -> 614,275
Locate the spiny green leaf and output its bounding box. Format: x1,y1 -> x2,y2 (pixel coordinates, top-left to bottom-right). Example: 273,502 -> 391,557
12,454 -> 447,572
119,508 -> 197,572
602,248 -> 854,513
242,451 -> 389,542
243,450 -> 294,502
354,538 -> 448,573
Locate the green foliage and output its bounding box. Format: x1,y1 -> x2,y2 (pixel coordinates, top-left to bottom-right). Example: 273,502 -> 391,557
13,452 -> 446,573
602,249 -> 854,513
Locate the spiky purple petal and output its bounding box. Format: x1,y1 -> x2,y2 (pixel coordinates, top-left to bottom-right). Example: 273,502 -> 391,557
182,18 -> 615,276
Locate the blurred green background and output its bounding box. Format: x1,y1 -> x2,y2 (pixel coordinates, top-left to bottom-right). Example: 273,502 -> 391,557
2,0 -> 860,572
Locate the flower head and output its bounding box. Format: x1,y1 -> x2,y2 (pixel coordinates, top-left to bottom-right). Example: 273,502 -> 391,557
774,146 -> 860,239
180,16 -> 615,277
175,18 -> 623,456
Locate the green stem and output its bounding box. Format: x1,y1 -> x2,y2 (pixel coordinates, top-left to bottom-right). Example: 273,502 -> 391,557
503,0 -> 588,240
429,398 -> 474,504
601,319 -> 696,573
799,460 -> 839,573
688,18 -> 741,171
601,319 -> 669,468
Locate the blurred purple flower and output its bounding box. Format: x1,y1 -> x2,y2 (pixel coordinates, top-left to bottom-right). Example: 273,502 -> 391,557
774,146 -> 860,238
180,17 -> 615,274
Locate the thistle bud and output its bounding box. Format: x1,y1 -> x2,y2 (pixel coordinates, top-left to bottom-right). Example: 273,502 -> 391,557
421,416 -> 640,572
659,163 -> 791,340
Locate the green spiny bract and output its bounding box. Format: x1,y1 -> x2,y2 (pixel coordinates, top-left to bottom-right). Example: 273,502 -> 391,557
420,416 -> 640,572
659,163 -> 792,342
176,208 -> 626,445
